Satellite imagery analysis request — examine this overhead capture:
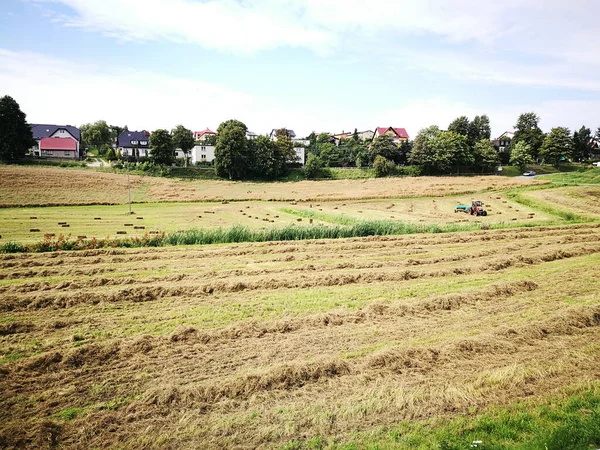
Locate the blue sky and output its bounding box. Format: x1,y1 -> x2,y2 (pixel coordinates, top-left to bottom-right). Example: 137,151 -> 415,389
1,0 -> 599,138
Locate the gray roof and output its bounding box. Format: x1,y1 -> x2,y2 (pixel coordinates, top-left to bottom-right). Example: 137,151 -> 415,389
31,124 -> 80,141
270,128 -> 296,138
117,130 -> 150,148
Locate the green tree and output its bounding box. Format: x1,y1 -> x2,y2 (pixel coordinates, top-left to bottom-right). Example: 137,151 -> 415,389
373,155 -> 395,177
106,148 -> 117,161
352,128 -> 359,141
203,134 -> 217,146
448,116 -> 470,137
369,134 -> 399,163
304,153 -> 324,179
320,143 -> 341,167
572,126 -> 594,161
540,127 -> 572,168
509,141 -> 534,172
81,120 -> 112,154
473,139 -> 499,173
149,129 -> 175,166
513,112 -> 545,159
250,135 -> 282,179
0,95 -> 35,161
409,125 -> 441,166
171,125 -> 195,167
214,120 -> 249,179
431,131 -> 472,174
110,124 -> 127,144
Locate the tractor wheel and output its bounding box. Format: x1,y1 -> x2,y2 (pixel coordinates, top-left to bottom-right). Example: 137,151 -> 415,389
454,209 -> 458,213
482,211 -> 488,217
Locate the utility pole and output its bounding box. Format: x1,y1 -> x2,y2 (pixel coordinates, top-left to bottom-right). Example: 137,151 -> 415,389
127,165 -> 132,215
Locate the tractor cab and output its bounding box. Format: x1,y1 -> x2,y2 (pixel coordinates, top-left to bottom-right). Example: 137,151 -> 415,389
468,200 -> 487,216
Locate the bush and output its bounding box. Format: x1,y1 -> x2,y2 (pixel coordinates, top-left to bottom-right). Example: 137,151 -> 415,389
396,165 -> 423,177
304,153 -> 325,179
373,156 -> 395,177
106,149 -> 117,161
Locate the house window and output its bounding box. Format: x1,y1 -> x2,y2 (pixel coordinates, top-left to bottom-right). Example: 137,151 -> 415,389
201,154 -> 206,160
201,146 -> 206,151
131,140 -> 139,145
64,151 -> 70,156
46,151 -> 53,155
140,141 -> 147,146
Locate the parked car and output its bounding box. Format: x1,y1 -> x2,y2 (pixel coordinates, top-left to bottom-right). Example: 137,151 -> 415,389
523,171 -> 536,176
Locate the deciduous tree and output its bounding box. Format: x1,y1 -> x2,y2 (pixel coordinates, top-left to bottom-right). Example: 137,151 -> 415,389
171,125 -> 195,166
214,120 -> 249,179
572,126 -> 594,161
369,134 -> 399,163
0,95 -> 35,161
513,112 -> 545,159
509,141 -> 533,172
473,139 -> 499,173
448,116 -> 470,137
149,129 -> 175,166
81,120 -> 112,153
540,127 -> 572,168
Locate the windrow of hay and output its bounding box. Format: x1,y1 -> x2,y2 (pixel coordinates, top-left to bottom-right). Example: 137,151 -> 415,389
143,358 -> 352,407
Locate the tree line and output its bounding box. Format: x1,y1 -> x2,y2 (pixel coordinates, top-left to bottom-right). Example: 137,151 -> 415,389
2,95 -> 600,179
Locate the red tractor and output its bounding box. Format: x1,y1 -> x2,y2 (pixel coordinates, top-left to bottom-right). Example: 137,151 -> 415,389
467,200 -> 487,216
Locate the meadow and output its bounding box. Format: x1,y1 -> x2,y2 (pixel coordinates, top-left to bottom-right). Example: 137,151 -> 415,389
0,166 -> 599,449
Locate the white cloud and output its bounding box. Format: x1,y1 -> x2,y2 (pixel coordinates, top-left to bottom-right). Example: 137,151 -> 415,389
29,0 -> 600,93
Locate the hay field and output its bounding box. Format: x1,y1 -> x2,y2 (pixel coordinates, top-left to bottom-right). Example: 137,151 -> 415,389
1,224 -> 600,448
0,194 -> 550,243
0,166 -> 541,207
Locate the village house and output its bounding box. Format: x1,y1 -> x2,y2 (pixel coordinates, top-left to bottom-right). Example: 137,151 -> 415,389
492,131 -> 514,154
373,127 -> 409,145
30,124 -> 81,160
193,128 -> 217,141
116,130 -> 150,158
269,128 -> 307,165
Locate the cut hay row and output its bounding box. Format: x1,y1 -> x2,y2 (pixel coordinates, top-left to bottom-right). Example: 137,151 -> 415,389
1,219 -> 600,449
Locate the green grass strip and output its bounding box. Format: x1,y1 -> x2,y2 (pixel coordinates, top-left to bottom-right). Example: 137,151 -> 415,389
280,381 -> 600,450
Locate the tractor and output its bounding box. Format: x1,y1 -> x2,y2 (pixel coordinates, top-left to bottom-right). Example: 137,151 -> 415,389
455,200 -> 487,216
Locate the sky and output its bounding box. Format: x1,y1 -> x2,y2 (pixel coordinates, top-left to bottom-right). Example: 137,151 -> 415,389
1,0 -> 599,138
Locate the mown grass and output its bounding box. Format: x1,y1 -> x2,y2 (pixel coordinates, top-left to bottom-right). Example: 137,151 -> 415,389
506,188 -> 590,222
500,164 -> 581,177
283,382 -> 600,449
543,168 -> 600,185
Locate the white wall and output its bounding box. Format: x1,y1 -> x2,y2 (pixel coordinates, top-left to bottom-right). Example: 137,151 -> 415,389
50,129 -> 80,151
191,144 -> 215,164
293,147 -> 305,165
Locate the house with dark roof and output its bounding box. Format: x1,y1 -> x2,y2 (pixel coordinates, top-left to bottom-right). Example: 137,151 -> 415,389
373,127 -> 409,145
492,131 -> 514,154
117,130 -> 151,158
30,124 -> 81,159
269,128 -> 296,141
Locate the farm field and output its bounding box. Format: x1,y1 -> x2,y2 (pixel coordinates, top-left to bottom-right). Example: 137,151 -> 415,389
0,194 -> 551,243
1,224 -> 600,448
1,166 -> 600,449
0,165 -> 541,207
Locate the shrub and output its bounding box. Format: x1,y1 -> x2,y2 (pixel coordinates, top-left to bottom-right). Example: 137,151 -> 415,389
304,153 -> 325,179
373,156 -> 395,177
396,165 -> 423,177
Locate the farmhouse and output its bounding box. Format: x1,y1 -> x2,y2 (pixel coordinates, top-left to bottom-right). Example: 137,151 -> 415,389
117,130 -> 150,158
30,124 -> 81,159
373,127 -> 409,145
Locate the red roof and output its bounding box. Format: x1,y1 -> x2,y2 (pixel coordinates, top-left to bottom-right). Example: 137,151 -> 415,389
376,127 -> 409,139
40,137 -> 77,151
194,128 -> 217,138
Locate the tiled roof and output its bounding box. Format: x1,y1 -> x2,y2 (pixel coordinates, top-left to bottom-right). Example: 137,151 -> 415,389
194,128 -> 217,138
376,127 -> 409,139
40,137 -> 77,151
117,130 -> 150,148
31,124 -> 80,141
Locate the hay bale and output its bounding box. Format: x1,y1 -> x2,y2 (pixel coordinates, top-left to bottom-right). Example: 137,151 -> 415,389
77,236 -> 87,239
136,217 -> 144,220
30,216 -> 37,219
116,231 -> 127,235
58,222 -> 67,225
30,229 -> 40,232
309,219 -> 313,224
124,223 -> 133,226
297,218 -> 302,222
134,226 -> 145,230
94,218 -> 101,220
61,224 -> 70,228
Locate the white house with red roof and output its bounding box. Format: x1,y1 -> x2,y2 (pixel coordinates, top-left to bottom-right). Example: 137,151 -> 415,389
193,128 -> 217,141
373,127 -> 409,145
